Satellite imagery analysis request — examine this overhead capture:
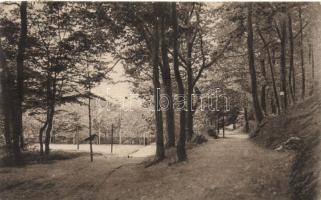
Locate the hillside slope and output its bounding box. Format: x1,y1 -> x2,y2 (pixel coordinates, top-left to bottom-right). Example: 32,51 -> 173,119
254,5 -> 321,199
253,91 -> 321,200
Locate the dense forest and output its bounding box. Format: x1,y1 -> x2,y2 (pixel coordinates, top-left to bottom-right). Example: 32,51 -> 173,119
0,2 -> 318,165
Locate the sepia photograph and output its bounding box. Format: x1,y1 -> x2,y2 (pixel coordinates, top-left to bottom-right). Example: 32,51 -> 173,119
0,1 -> 320,200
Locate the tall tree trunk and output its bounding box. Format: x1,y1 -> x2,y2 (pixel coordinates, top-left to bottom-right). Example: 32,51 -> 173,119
76,127 -> 80,150
44,74 -> 57,155
247,4 -> 264,123
39,121 -> 47,155
160,14 -> 175,148
85,53 -> 94,162
3,115 -> 12,148
257,29 -> 280,114
260,59 -> 267,115
41,69 -> 51,155
288,13 -> 296,102
244,107 -> 249,133
216,113 -> 220,135
16,1 -> 28,149
41,45 -> 53,154
0,47 -> 10,147
0,46 -> 21,164
280,10 -> 288,111
44,105 -> 55,154
271,97 -> 276,114
98,125 -> 101,144
88,94 -> 93,162
172,2 -> 187,161
311,43 -> 315,94
299,7 -> 305,99
152,13 -> 165,161
186,37 -> 194,141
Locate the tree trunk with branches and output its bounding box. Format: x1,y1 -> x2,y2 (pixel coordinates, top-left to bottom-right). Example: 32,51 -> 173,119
247,4 -> 263,123
160,13 -> 175,148
172,2 -> 187,161
16,2 -> 28,149
280,9 -> 288,111
299,7 -> 305,99
152,11 -> 165,161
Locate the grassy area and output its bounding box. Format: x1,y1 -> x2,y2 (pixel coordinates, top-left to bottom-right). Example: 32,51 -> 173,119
1,150 -> 90,167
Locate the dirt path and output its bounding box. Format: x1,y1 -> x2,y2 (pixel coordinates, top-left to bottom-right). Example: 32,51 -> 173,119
94,132 -> 294,200
0,131 -> 294,200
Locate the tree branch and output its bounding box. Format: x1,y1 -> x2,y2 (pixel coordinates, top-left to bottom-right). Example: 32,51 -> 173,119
274,20 -> 281,39
293,22 -> 309,39
193,37 -> 232,87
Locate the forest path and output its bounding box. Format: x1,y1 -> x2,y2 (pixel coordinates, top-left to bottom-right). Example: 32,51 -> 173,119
93,130 -> 294,200
0,130 -> 294,200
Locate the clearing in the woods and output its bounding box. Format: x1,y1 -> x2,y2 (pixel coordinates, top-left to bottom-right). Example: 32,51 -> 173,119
0,130 -> 294,200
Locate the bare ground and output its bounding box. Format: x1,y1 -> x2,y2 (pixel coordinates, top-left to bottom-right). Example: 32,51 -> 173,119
0,131 -> 294,200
